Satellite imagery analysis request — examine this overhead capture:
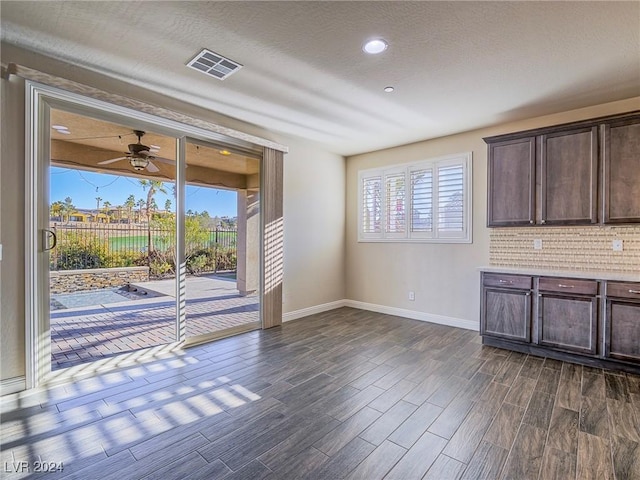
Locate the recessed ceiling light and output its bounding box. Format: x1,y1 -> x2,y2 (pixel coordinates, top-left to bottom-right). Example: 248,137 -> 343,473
57,130 -> 71,135
219,150 -> 232,156
150,145 -> 160,150
52,125 -> 69,131
384,86 -> 395,93
363,39 -> 388,54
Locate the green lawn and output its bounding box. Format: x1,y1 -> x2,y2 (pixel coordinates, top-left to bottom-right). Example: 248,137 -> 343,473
108,232 -> 236,252
108,235 -> 171,251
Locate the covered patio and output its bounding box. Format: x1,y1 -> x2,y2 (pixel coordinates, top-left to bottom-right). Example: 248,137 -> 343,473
50,274 -> 259,370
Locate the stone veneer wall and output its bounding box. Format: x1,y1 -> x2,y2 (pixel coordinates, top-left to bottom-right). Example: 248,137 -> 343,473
490,226 -> 640,273
50,266 -> 150,294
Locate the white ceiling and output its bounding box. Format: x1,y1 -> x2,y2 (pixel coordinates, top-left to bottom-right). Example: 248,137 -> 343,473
2,1 -> 639,156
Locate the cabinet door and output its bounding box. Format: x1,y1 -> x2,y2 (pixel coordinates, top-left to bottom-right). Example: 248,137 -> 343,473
603,118 -> 640,223
540,126 -> 598,224
605,299 -> 640,364
487,137 -> 536,226
482,287 -> 531,342
537,293 -> 598,355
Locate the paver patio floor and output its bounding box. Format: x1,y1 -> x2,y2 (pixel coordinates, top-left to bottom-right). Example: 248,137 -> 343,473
50,274 -> 259,370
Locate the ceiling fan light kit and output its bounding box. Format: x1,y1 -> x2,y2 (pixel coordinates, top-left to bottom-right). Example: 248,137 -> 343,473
129,156 -> 149,171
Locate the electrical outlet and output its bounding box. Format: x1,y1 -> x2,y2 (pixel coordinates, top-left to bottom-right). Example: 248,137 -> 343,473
612,239 -> 623,252
408,291 -> 415,301
533,239 -> 543,250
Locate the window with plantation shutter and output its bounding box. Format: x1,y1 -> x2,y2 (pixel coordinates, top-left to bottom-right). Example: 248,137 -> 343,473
361,175 -> 382,234
437,163 -> 464,235
357,152 -> 472,243
410,168 -> 433,235
385,172 -> 406,235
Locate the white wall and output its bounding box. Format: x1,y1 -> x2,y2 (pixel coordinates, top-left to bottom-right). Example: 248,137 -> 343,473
0,44 -> 346,382
345,97 -> 640,326
283,136 -> 345,312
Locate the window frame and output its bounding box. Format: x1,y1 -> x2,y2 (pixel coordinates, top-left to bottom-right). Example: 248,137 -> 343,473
357,152 -> 473,244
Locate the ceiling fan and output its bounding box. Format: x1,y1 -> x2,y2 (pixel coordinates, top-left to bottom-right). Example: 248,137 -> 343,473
97,130 -> 174,173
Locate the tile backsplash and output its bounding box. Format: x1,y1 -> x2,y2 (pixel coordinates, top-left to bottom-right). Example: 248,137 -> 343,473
490,226 -> 640,273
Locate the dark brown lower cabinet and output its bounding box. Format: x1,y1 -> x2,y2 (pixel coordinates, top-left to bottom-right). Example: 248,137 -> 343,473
604,282 -> 640,364
480,272 -> 640,374
536,277 -> 598,355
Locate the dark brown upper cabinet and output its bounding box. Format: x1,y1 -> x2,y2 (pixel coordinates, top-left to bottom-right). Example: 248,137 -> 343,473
485,111 -> 639,227
603,118 -> 640,223
540,126 -> 598,225
487,137 -> 535,226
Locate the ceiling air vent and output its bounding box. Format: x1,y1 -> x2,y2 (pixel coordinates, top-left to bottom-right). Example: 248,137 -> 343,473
187,49 -> 242,80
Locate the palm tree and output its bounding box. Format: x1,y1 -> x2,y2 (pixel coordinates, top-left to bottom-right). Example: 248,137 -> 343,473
95,196 -> 102,223
103,201 -> 112,223
139,180 -> 166,220
164,199 -> 172,214
137,198 -> 146,223
149,199 -> 158,218
125,195 -> 136,224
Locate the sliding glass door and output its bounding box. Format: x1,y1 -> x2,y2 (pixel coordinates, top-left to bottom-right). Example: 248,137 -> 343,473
184,139 -> 261,342
46,108 -> 179,371
27,84 -> 264,384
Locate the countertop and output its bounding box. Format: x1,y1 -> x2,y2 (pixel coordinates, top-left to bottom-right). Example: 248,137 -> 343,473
479,266 -> 640,283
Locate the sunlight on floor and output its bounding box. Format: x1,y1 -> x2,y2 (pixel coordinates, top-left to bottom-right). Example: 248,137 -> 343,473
0,349 -> 263,476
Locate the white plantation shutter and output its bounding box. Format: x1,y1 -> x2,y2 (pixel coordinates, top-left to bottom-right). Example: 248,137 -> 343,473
437,163 -> 465,236
358,153 -> 471,243
410,168 -> 433,236
361,175 -> 382,234
385,172 -> 406,235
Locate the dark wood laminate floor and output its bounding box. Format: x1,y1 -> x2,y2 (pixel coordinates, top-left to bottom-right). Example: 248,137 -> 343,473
2,307 -> 640,479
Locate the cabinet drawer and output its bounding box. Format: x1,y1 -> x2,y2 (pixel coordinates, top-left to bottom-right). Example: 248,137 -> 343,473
539,277 -> 598,296
606,282 -> 640,300
483,273 -> 532,290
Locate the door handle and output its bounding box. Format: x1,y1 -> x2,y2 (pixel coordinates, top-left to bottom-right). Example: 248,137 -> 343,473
43,229 -> 57,251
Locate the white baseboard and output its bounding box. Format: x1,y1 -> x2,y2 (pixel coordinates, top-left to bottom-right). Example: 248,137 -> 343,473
343,300 -> 478,331
1,376 -> 26,396
283,299 -> 348,322
283,298 -> 478,331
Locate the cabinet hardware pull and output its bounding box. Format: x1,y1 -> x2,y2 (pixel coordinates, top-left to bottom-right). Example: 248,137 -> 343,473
557,284 -> 574,288
498,280 -> 513,284
529,220 -> 534,224
629,289 -> 640,294
541,220 -> 546,224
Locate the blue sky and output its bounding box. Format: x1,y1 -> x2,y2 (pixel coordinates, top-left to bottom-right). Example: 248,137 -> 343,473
50,167 -> 237,217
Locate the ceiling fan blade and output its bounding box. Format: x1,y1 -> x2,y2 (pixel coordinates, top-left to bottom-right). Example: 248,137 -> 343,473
149,156 -> 176,165
146,161 -> 160,173
97,157 -> 127,165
